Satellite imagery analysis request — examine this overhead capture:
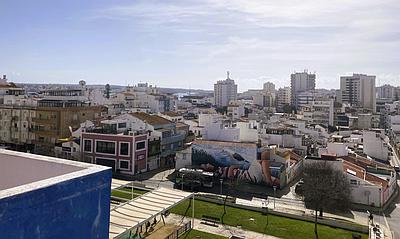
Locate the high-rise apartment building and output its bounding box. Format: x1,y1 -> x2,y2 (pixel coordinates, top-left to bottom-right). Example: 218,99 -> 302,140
214,72 -> 238,107
290,70 -> 316,109
263,82 -> 275,92
376,84 -> 398,100
276,87 -> 291,112
339,74 -> 376,112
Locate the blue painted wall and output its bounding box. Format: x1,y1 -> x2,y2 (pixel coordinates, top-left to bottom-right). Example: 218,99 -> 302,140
0,169 -> 112,239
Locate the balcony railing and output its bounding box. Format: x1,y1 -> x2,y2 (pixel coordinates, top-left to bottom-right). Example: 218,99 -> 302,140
32,129 -> 58,136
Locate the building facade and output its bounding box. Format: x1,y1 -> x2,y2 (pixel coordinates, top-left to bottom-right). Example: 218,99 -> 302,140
33,105 -> 105,156
81,131 -> 148,174
0,105 -> 36,151
214,72 -> 238,107
276,87 -> 291,112
339,74 -> 376,112
290,71 -> 316,109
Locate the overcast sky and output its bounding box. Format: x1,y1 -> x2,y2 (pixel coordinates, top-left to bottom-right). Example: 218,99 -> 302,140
1,0 -> 399,92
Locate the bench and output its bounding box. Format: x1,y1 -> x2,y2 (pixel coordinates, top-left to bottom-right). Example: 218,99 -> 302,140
201,215 -> 220,227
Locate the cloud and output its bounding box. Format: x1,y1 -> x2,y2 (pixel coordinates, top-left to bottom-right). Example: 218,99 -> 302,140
87,0 -> 400,90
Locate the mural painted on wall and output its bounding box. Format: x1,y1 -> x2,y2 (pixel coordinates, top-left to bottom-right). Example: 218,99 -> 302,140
192,141 -> 281,187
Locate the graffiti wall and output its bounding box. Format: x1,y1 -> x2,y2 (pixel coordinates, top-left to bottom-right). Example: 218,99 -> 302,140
192,140 -> 283,187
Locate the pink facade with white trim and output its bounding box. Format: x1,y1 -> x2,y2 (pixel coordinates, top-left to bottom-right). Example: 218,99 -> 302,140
81,132 -> 148,175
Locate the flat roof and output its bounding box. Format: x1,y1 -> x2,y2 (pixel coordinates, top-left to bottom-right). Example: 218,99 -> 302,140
109,187 -> 193,239
0,149 -> 110,200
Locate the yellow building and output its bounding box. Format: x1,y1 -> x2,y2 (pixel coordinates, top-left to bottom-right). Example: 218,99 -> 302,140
33,105 -> 106,155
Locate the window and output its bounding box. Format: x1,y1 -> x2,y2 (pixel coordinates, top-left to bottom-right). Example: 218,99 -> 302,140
118,122 -> 127,129
96,141 -> 116,154
96,158 -> 115,171
120,142 -> 129,156
136,141 -> 146,150
84,139 -> 92,152
119,160 -> 129,169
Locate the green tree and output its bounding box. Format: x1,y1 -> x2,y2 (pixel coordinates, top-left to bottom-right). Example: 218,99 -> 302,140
216,106 -> 228,115
302,161 -> 351,239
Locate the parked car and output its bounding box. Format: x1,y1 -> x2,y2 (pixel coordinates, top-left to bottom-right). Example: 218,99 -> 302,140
295,180 -> 304,195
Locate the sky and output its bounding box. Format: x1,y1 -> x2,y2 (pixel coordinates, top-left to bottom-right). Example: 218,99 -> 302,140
1,0 -> 399,92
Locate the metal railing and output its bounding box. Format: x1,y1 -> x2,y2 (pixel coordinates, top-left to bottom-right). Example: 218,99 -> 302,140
164,221 -> 192,239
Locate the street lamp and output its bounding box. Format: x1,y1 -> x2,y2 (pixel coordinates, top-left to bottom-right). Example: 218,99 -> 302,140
181,174 -> 184,191
273,186 -> 277,209
131,181 -> 134,200
220,179 -> 223,195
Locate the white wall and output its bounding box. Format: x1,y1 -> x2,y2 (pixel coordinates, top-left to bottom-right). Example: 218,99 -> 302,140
203,122 -> 240,142
327,142 -> 348,156
198,114 -> 223,127
348,174 -> 382,206
175,147 -> 192,170
363,131 -> 389,162
391,115 -> 400,132
237,121 -> 258,142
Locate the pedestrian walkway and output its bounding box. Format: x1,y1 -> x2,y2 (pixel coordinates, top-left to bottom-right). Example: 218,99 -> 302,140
165,213 -> 281,239
236,196 -> 393,239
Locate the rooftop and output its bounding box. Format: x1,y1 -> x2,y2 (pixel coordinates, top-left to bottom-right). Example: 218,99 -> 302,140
0,149 -> 109,199
0,82 -> 20,89
130,112 -> 173,126
162,111 -> 182,117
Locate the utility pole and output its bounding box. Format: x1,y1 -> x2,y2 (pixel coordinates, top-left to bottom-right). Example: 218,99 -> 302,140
192,193 -> 195,228
220,179 -> 223,195
273,186 -> 277,209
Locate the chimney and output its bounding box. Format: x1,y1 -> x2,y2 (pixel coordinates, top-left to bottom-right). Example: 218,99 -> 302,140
3,75 -> 6,80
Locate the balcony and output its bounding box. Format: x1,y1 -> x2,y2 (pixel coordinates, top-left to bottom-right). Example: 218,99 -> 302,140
32,129 -> 58,136
32,117 -> 55,125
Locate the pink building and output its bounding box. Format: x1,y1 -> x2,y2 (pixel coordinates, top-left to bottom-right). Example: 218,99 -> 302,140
81,131 -> 148,175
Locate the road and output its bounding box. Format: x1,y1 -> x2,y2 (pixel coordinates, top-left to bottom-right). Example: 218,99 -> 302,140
386,141 -> 400,239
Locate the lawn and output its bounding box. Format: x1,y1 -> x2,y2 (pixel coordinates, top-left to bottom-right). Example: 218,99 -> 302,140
179,229 -> 227,239
170,199 -> 368,239
111,187 -> 148,200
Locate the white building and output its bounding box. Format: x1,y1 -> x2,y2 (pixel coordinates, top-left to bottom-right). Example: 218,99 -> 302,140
276,87 -> 291,112
302,99 -> 334,126
227,103 -> 245,120
0,105 -> 36,149
214,72 -> 238,107
339,74 -> 376,112
306,155 -> 397,207
290,70 -> 316,109
202,121 -> 240,142
263,82 -> 276,92
363,130 -> 389,162
237,121 -> 258,142
253,92 -> 275,109
390,115 -> 400,132
376,84 -> 396,100
318,142 -> 348,157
